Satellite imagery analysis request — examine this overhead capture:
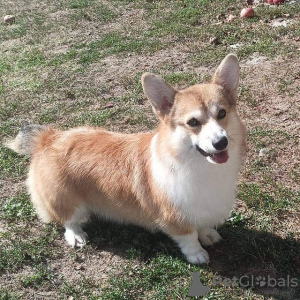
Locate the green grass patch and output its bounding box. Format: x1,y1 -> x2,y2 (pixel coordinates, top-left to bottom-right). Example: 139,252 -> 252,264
67,0 -> 94,9
0,289 -> 18,300
94,5 -> 117,22
249,127 -> 297,147
17,49 -> 46,69
146,0 -> 234,38
163,72 -> 200,87
48,34 -> 163,66
21,263 -> 54,288
47,49 -> 78,66
7,76 -> 42,92
59,278 -> 99,299
0,60 -> 12,73
100,253 -> 198,299
73,104 -> 139,127
0,224 -> 58,272
0,24 -> 27,42
78,33 -> 163,64
0,146 -> 28,178
1,193 -> 35,221
70,3 -> 117,22
239,85 -> 257,107
237,183 -> 296,215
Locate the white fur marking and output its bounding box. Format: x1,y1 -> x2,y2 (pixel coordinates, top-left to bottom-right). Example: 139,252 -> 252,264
151,126 -> 241,229
64,224 -> 88,248
198,228 -> 222,246
197,119 -> 228,153
172,230 -> 210,264
64,206 -> 89,248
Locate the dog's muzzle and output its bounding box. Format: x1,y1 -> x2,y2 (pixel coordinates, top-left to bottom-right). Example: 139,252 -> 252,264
195,145 -> 229,164
195,145 -> 210,157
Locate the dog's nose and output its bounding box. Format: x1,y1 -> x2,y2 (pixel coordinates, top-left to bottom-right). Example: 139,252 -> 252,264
212,136 -> 228,151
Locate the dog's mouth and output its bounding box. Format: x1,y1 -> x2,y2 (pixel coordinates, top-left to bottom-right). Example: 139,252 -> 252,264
195,145 -> 229,164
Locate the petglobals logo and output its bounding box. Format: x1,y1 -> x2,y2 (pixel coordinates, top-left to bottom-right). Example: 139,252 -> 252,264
213,275 -> 299,288
187,272 -> 299,297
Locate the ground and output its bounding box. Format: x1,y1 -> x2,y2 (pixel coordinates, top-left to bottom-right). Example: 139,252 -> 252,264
0,0 -> 299,299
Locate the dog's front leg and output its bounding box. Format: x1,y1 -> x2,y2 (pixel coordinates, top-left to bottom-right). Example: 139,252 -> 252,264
170,229 -> 210,264
197,228 -> 222,247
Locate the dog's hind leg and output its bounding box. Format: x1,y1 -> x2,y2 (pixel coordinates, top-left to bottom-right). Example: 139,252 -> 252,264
64,207 -> 89,248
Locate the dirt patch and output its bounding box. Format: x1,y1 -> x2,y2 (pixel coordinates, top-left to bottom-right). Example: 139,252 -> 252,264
0,180 -> 26,199
88,46 -> 209,99
239,56 -> 300,191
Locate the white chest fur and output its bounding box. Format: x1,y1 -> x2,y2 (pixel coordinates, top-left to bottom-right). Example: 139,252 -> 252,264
150,134 -> 241,229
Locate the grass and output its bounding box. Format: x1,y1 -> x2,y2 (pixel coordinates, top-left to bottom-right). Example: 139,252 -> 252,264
0,223 -> 58,272
99,254 -> 198,299
67,0 -> 94,9
0,146 -> 28,178
0,290 -> 18,300
0,0 -> 299,299
237,183 -> 296,216
1,193 -> 35,220
21,263 -> 55,288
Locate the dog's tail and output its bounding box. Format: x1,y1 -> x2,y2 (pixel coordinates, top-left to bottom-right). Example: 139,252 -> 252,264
5,124 -> 54,156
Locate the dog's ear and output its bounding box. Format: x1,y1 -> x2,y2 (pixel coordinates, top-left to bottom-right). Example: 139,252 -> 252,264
141,73 -> 177,120
212,54 -> 239,95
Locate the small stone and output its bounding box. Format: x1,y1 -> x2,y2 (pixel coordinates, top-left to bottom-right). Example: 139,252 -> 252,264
3,15 -> 15,24
209,37 -> 220,45
240,7 -> 254,18
102,103 -> 114,109
259,148 -> 267,157
227,15 -> 236,23
74,265 -> 85,271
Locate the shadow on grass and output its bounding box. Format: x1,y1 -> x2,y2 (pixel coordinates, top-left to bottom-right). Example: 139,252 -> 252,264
83,216 -> 300,300
209,224 -> 300,300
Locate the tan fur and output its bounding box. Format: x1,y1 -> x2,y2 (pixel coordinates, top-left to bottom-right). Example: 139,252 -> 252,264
26,127 -> 192,235
27,83 -> 243,232
6,54 -> 246,263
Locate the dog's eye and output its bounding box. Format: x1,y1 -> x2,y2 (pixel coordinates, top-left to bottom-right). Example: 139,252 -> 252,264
217,109 -> 226,120
187,118 -> 200,127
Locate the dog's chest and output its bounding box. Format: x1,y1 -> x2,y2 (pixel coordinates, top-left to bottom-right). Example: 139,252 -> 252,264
151,152 -> 240,228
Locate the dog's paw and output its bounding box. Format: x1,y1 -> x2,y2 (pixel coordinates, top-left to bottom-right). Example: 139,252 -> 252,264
64,229 -> 88,248
171,230 -> 211,265
198,228 -> 222,247
186,248 -> 210,265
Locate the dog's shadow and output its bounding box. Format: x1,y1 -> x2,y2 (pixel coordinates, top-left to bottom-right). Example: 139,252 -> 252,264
83,216 -> 300,299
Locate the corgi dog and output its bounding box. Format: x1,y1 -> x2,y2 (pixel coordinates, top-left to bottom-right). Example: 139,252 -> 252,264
6,54 -> 246,264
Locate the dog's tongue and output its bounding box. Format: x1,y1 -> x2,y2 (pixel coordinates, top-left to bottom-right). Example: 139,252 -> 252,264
212,151 -> 229,164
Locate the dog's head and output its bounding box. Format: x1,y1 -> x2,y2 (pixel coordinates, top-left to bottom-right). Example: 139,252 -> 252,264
142,54 -> 245,164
